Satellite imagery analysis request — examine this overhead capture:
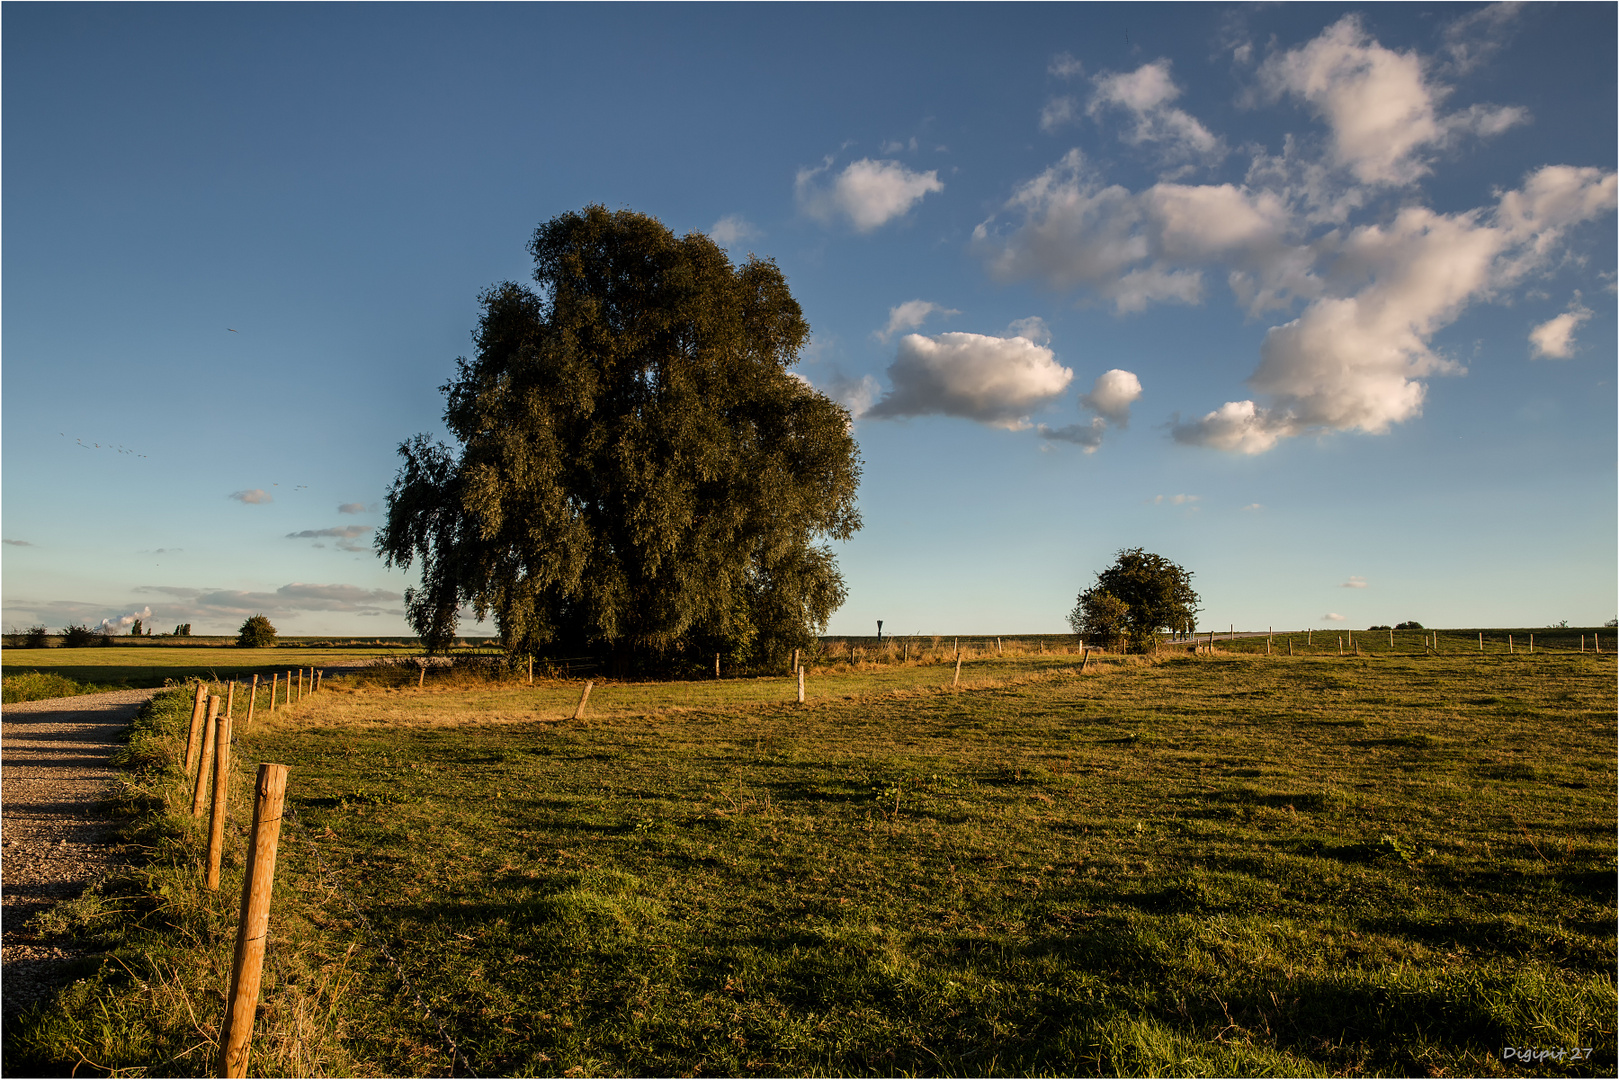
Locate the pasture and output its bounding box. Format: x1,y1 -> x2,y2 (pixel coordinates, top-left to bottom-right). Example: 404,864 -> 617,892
8,645 -> 1616,1076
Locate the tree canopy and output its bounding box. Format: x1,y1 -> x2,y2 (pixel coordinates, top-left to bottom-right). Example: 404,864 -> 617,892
237,614 -> 277,648
377,206 -> 862,674
1068,548 -> 1199,650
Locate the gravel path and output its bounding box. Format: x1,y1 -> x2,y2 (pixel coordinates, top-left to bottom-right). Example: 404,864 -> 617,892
2,687 -> 162,1020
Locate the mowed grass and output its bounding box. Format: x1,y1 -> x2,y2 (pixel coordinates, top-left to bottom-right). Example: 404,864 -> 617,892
0,643 -> 408,691
13,650 -> 1616,1076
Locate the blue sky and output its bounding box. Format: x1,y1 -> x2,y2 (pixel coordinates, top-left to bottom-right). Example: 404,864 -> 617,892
3,3 -> 1614,639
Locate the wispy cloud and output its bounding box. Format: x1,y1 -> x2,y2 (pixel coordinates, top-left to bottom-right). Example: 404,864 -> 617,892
135,582 -> 402,623
710,214 -> 762,248
1153,494 -> 1200,505
3,539 -> 34,547
1322,612 -> 1346,621
337,503 -> 370,515
231,489 -> 272,505
287,526 -> 370,540
1341,575 -> 1368,589
876,300 -> 960,341
1528,295 -> 1592,359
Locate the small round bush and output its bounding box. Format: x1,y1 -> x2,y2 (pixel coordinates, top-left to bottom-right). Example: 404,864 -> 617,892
237,614 -> 277,648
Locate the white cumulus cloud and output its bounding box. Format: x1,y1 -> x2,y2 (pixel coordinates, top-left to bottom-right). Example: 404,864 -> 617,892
867,332 -> 1073,429
1322,612 -> 1347,622
1341,576 -> 1368,589
796,157 -> 944,233
1529,297 -> 1593,360
1080,369 -> 1143,426
230,488 -> 272,505
877,300 -> 959,341
1259,14 -> 1525,187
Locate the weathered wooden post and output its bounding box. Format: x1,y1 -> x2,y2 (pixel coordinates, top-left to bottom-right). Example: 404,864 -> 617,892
1479,632 -> 1484,652
997,637 -> 1002,655
297,668 -> 304,703
797,665 -> 805,705
792,647 -> 799,675
572,681 -> 593,720
528,656 -> 534,685
1529,633 -> 1534,654
1080,649 -> 1090,673
246,674 -> 259,728
1288,639 -> 1293,657
191,696 -> 220,817
418,661 -> 425,690
953,653 -> 962,687
285,670 -> 293,705
217,763 -> 290,1078
226,681 -> 236,720
1389,628 -> 1394,648
269,673 -> 278,714
206,712 -> 232,890
1338,637 -> 1343,656
1509,635 -> 1514,654
715,652 -> 721,679
185,682 -> 208,775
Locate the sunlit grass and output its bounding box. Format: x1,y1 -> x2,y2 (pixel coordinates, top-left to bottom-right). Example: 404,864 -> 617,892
10,649 -> 1615,1076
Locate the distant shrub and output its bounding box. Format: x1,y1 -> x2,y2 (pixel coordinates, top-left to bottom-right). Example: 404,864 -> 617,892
1395,621 -> 1424,630
1368,625 -> 1391,631
26,625 -> 50,649
129,618 -> 142,636
61,623 -> 99,648
237,614 -> 277,648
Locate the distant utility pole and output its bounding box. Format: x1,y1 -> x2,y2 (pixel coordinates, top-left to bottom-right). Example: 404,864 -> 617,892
876,620 -> 883,642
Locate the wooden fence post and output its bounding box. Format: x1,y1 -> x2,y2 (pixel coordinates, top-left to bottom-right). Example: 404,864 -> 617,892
269,673 -> 278,714
528,656 -> 534,685
246,675 -> 259,728
1288,639 -> 1293,657
1509,635 -> 1514,654
953,654 -> 962,687
1529,634 -> 1534,654
797,666 -> 805,705
1080,649 -> 1090,673
997,637 -> 1002,655
217,763 -> 290,1079
715,652 -> 720,679
572,681 -> 593,720
285,671 -> 293,705
191,696 -> 220,817
297,668 -> 304,703
1338,637 -> 1343,656
226,681 -> 236,720
206,712 -> 232,890
1478,632 -> 1483,652
418,662 -> 425,690
185,682 -> 208,775
1308,630 -> 1312,646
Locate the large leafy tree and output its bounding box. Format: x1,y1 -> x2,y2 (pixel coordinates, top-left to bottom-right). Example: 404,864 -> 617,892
378,206 -> 862,674
1068,548 -> 1199,650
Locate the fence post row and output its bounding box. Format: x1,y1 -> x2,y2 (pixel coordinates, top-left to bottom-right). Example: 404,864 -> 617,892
185,682 -> 207,775
206,711 -> 233,890
191,696 -> 220,817
218,763 -> 290,1079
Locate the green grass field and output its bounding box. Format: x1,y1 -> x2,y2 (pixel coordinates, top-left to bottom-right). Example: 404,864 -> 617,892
8,647 -> 1615,1077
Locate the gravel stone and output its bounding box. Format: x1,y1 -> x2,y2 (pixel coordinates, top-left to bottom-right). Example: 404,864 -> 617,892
2,687 -> 162,1019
